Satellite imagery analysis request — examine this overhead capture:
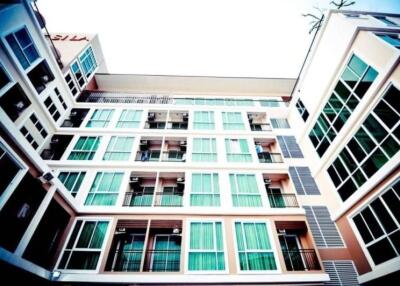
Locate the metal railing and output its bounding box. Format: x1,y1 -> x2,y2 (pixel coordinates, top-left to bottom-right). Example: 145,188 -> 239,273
282,249 -> 321,271
135,150 -> 161,161
143,249 -> 181,272
250,123 -> 272,131
77,91 -> 285,107
123,189 -> 154,206
166,122 -> 188,130
257,152 -> 283,163
108,250 -> 143,272
80,92 -> 173,104
161,151 -> 186,162
144,121 -> 166,129
154,191 -> 183,207
267,193 -> 299,208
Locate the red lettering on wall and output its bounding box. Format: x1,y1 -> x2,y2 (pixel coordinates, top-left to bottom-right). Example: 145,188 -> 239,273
50,35 -> 89,42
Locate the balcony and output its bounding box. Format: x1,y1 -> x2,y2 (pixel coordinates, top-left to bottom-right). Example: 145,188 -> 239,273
27,60 -> 54,94
167,122 -> 188,130
40,135 -> 73,160
264,174 -> 299,208
250,123 -> 272,131
268,193 -> 299,208
0,83 -> 31,122
248,112 -> 271,131
145,121 -> 166,129
135,150 -> 161,162
106,220 -> 182,272
123,187 -> 154,207
276,221 -> 322,272
154,188 -> 183,207
282,249 -> 321,271
161,151 -> 186,162
161,138 -> 186,162
255,139 -> 282,163
145,111 -> 167,129
166,111 -> 188,130
135,137 -> 162,162
61,108 -> 89,127
258,152 -> 283,163
123,172 -> 184,207
143,249 -> 181,272
123,172 -> 156,206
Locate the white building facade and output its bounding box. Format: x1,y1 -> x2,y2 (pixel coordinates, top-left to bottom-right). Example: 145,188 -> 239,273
0,1 -> 399,285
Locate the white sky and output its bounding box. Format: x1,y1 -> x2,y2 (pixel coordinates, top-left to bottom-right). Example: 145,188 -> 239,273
38,0 -> 400,78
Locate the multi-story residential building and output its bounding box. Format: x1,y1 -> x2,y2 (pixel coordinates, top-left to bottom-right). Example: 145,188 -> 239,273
0,1 -> 398,285
288,10 -> 400,285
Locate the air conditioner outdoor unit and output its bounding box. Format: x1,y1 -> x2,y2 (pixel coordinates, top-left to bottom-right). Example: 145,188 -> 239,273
51,137 -> 60,144
264,178 -> 272,185
38,171 -> 54,184
70,111 -> 78,117
115,227 -> 126,235
130,176 -> 139,183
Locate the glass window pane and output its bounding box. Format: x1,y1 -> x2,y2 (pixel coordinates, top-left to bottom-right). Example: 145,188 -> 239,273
355,67 -> 378,98
6,34 -> 29,69
76,222 -> 96,248
373,100 -> 399,129
327,165 -> 342,187
334,81 -> 351,102
381,136 -> 400,157
367,238 -> 397,265
341,67 -> 358,88
370,199 -> 397,233
353,214 -> 373,244
333,158 -> 349,180
361,208 -> 384,239
363,115 -> 387,142
340,148 -> 357,172
389,230 -> 400,254
346,95 -> 359,111
354,128 -> 375,154
362,148 -> 388,178
382,190 -> 400,222
383,85 -> 400,113
348,55 -> 368,77
338,178 -> 357,201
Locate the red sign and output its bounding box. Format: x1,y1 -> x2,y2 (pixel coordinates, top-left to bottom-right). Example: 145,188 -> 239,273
51,34 -> 89,42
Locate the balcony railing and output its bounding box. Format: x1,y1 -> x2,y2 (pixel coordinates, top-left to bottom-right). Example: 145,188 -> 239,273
135,150 -> 161,161
268,193 -> 299,208
282,249 -> 321,271
79,92 -> 174,104
250,123 -> 272,131
143,249 -> 181,272
167,122 -> 188,130
145,121 -> 166,129
108,249 -> 181,272
154,191 -> 183,207
161,151 -> 186,162
109,250 -> 143,272
123,189 -> 154,206
257,152 -> 283,163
